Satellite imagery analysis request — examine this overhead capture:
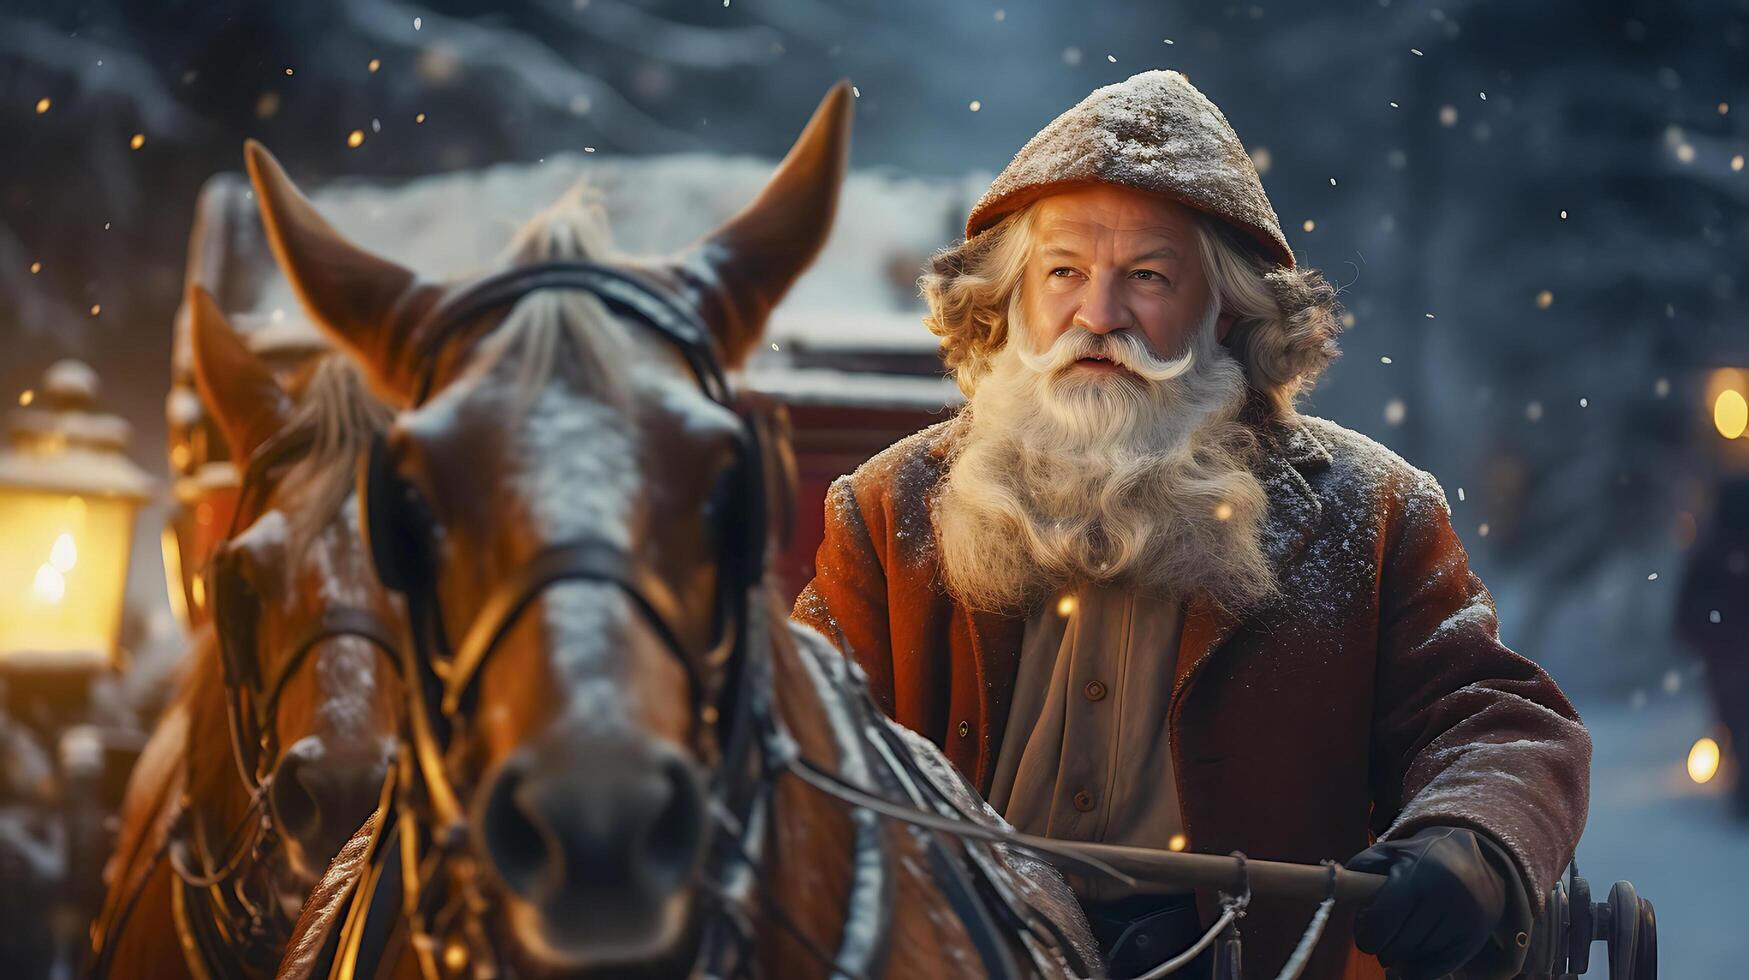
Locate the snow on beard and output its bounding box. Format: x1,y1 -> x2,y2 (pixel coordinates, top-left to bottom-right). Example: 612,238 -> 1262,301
934,295 -> 1280,615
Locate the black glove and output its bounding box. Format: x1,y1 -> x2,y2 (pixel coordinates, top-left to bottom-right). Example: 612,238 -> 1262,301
1346,826 -> 1512,979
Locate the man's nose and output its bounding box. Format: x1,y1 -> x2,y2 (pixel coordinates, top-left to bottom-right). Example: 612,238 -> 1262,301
1072,275 -> 1131,335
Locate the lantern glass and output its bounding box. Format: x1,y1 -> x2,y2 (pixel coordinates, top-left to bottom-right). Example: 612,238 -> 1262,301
0,488 -> 137,668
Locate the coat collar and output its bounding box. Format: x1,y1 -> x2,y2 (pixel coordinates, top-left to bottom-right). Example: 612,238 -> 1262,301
1173,407 -> 1331,695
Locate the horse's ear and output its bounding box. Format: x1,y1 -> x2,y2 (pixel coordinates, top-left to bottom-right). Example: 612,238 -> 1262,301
189,286 -> 293,462
244,140 -> 438,405
675,80 -> 852,367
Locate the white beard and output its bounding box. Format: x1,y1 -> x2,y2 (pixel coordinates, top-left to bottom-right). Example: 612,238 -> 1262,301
933,301 -> 1280,615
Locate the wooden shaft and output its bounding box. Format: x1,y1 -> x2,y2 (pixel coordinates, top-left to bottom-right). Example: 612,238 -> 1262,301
1031,838 -> 1389,905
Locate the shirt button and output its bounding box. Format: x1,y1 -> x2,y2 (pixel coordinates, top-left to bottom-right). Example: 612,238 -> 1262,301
1072,790 -> 1095,812
957,720 -> 971,738
1083,679 -> 1107,702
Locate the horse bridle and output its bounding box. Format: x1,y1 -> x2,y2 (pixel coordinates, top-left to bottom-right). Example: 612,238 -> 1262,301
346,261 -> 1213,980
88,417 -> 408,979
351,261 -> 788,977
208,424 -> 406,794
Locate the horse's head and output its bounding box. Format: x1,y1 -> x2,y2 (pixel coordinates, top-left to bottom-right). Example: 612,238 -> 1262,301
190,291 -> 405,902
245,82 -> 850,966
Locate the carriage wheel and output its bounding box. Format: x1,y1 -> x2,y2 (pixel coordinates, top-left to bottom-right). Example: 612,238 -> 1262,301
1567,871 -> 1593,976
1633,896 -> 1657,980
1605,880 -> 1643,980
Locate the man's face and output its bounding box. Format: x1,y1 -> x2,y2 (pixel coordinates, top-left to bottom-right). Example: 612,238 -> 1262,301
1019,185 -> 1233,374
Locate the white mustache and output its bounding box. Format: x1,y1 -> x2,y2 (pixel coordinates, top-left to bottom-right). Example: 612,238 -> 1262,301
1017,326 -> 1197,384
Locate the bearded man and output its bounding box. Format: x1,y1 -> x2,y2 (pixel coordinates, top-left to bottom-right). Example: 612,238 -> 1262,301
793,71 -> 1591,979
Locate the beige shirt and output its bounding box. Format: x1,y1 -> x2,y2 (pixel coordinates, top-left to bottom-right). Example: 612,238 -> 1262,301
987,584 -> 1190,901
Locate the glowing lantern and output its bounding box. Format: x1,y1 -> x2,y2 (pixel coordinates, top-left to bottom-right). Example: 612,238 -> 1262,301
1715,388 -> 1748,440
0,361 -> 154,670
1687,737 -> 1721,784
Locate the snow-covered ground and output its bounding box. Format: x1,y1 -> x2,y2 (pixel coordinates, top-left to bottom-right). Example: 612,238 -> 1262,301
1570,682 -> 1748,978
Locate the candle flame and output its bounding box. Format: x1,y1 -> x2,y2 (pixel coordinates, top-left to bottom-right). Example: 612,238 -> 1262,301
50,533 -> 77,572
32,563 -> 65,603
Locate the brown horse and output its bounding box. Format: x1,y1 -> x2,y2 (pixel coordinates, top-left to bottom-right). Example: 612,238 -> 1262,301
249,81 -> 1099,978
89,299 -> 406,978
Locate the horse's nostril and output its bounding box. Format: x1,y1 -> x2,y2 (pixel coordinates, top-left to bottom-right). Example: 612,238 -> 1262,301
479,759 -> 552,901
641,755 -> 706,894
269,753 -> 321,842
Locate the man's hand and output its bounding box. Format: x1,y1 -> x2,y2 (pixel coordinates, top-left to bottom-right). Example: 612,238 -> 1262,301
1346,826 -> 1511,979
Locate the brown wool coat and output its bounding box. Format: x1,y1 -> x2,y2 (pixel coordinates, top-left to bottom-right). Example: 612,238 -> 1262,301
792,403 -> 1591,980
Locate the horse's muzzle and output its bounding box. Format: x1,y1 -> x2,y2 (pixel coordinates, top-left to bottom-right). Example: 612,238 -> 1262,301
473,729 -> 709,962
269,735 -> 391,877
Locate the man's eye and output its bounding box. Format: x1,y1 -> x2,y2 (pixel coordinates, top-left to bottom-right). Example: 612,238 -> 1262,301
1131,269 -> 1168,283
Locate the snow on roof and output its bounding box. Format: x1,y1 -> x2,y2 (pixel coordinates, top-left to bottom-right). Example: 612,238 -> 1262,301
186,152 -> 990,362
740,366 -> 963,412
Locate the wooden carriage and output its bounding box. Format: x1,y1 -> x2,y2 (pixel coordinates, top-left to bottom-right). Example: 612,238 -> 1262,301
165,154 -> 978,624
